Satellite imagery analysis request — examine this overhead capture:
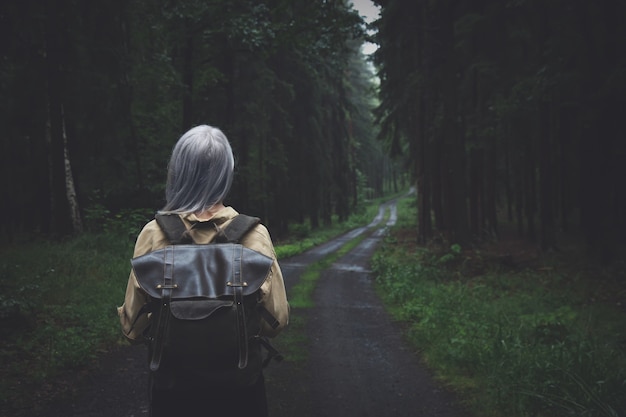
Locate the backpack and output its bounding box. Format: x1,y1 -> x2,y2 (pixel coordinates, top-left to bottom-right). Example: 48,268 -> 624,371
131,213 -> 282,389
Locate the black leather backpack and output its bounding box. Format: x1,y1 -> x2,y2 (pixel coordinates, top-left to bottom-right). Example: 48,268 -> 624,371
131,214 -> 282,389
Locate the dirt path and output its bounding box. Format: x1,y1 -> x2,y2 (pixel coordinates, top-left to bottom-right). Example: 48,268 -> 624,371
31,200 -> 468,417
265,200 -> 468,417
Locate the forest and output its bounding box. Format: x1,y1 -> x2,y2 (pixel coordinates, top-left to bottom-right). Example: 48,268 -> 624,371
373,0 -> 625,258
2,0 -> 625,258
0,0 -> 397,240
1,1 -> 625,416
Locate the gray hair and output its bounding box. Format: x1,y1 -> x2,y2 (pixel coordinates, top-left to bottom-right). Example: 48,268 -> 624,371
160,125 -> 234,214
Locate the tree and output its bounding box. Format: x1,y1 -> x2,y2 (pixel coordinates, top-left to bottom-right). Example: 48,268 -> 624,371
373,0 -> 626,255
0,0 -> 391,239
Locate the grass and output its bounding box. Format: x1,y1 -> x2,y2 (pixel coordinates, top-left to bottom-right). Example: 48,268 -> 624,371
262,200 -> 390,366
0,232 -> 135,411
372,196 -> 626,417
288,232 -> 370,309
273,198 -> 385,259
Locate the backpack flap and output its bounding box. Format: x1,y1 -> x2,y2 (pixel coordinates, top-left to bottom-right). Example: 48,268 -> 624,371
131,218 -> 277,379
131,244 -> 273,300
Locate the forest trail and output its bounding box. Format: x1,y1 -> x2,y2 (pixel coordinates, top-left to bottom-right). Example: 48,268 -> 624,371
265,199 -> 467,417
32,199 -> 468,417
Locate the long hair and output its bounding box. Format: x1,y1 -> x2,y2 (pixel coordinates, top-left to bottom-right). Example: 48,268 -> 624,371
160,125 -> 234,214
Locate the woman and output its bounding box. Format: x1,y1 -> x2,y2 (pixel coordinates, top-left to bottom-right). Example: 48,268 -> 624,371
117,124 -> 289,416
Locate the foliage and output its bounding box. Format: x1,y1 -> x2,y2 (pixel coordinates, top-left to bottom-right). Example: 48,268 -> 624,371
0,0 -> 400,240
372,196 -> 626,417
274,195 -> 386,259
83,195 -> 155,239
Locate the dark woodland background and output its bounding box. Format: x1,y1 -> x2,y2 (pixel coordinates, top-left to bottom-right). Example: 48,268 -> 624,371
1,0 -> 625,260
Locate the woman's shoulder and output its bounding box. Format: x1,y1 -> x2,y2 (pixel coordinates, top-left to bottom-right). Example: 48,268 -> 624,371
241,220 -> 275,258
133,218 -> 169,257
137,218 -> 161,238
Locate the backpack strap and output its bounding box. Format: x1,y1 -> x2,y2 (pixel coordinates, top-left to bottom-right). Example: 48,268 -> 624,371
214,214 -> 260,244
155,213 -> 260,245
155,214 -> 191,244
219,215 -> 283,368
216,215 -> 260,369
231,244 -> 249,369
256,336 -> 284,367
149,245 -> 175,372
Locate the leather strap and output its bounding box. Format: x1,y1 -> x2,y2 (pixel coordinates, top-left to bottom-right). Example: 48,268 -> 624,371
258,306 -> 280,330
155,214 -> 192,244
156,213 -> 260,244
214,214 -> 260,244
149,246 -> 176,371
230,244 -> 248,369
256,336 -> 284,367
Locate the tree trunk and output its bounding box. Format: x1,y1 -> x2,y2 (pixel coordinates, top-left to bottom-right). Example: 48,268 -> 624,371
440,0 -> 468,244
469,148 -> 483,238
485,138 -> 498,237
524,133 -> 536,242
44,0 -> 72,236
120,12 -> 144,188
504,130 -> 513,223
181,23 -> 194,130
539,101 -> 555,250
558,104 -> 574,233
431,137 -> 444,232
416,92 -> 432,243
61,106 -> 83,234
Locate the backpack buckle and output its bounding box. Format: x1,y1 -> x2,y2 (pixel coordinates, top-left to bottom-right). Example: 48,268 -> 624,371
156,284 -> 178,289
226,281 -> 248,287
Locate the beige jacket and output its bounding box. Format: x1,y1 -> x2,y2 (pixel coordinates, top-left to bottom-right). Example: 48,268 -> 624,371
117,206 -> 289,342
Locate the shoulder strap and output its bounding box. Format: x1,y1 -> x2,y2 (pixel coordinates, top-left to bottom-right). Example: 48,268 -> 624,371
214,214 -> 260,244
155,213 -> 260,245
155,214 -> 190,244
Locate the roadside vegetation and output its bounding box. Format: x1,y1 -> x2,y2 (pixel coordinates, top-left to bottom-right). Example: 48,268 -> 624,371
273,198 -> 383,260
274,203 -> 390,366
373,196 -> 626,417
0,196 -> 391,412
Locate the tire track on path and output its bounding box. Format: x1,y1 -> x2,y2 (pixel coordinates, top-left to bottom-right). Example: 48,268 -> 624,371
278,201 -> 392,293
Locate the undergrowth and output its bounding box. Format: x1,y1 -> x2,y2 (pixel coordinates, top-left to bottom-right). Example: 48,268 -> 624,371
0,232 -> 134,411
372,197 -> 626,417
